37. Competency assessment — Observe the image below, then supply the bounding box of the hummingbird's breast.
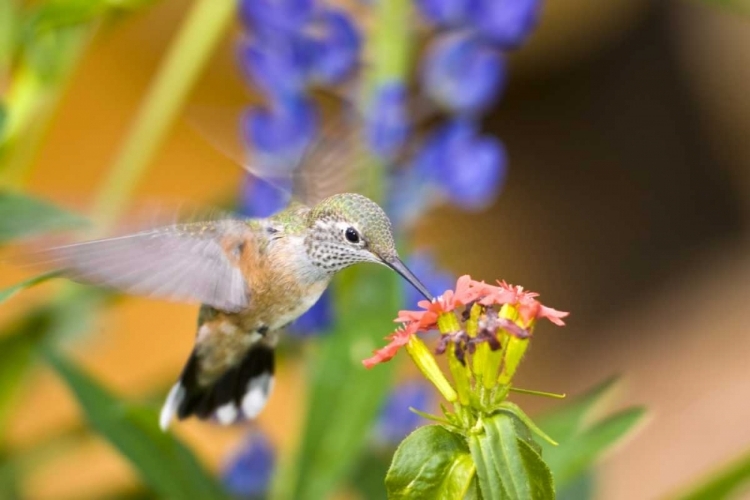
[193,227,329,385]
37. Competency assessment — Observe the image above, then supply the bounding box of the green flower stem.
[447,344,471,406]
[498,336,529,386]
[370,0,412,86]
[406,336,457,403]
[91,0,236,230]
[437,311,461,333]
[360,0,414,203]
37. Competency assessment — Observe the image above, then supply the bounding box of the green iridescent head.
[308,193,432,300]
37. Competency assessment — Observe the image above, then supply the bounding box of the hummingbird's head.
[308,193,433,300]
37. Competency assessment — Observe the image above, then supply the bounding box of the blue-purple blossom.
[422,32,505,114]
[402,252,454,308]
[375,381,434,444]
[366,82,410,160]
[309,9,361,85]
[416,0,474,28]
[242,95,318,168]
[239,36,313,97]
[222,432,275,499]
[415,119,507,210]
[288,289,333,337]
[239,0,316,34]
[470,0,542,48]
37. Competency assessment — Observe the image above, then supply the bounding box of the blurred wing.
[39,220,254,312]
[186,98,371,207]
[291,105,371,205]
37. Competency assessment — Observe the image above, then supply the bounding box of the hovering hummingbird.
[42,112,432,430]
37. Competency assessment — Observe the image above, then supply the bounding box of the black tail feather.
[160,344,275,429]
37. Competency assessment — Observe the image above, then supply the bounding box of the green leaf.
[0,191,87,243]
[275,266,401,500]
[673,448,750,500]
[385,425,476,500]
[44,348,230,500]
[537,379,646,491]
[0,271,59,304]
[544,408,644,489]
[536,377,618,443]
[468,413,554,500]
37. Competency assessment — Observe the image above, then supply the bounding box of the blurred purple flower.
[416,0,474,28]
[309,9,361,85]
[222,432,275,499]
[422,32,505,114]
[242,94,318,168]
[239,0,316,34]
[402,252,454,308]
[288,289,333,337]
[239,35,313,98]
[415,119,507,210]
[470,0,542,48]
[239,176,291,218]
[375,381,434,444]
[366,82,410,160]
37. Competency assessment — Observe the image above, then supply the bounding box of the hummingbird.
[41,114,433,430]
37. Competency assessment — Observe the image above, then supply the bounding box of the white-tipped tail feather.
[159,383,185,431]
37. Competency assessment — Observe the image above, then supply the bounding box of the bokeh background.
[2,0,750,498]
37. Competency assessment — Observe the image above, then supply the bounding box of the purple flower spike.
[240,0,317,34]
[243,94,318,169]
[422,32,505,114]
[222,432,275,498]
[309,9,361,85]
[415,119,507,210]
[366,82,410,160]
[288,289,333,337]
[402,252,454,308]
[470,0,542,48]
[239,36,313,97]
[416,0,474,28]
[375,381,434,444]
[443,133,506,209]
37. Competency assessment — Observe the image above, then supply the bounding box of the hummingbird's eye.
[345,227,361,244]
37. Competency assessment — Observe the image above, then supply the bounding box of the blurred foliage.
[538,378,646,492]
[0,190,87,243]
[273,266,400,500]
[673,449,750,500]
[45,348,230,500]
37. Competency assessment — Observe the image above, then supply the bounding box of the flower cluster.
[387,0,543,213]
[222,431,275,498]
[364,275,566,421]
[239,0,361,167]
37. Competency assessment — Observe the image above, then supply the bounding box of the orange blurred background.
[2,0,750,498]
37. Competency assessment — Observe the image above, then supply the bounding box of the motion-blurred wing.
[41,220,253,312]
[291,106,371,206]
[187,97,371,208]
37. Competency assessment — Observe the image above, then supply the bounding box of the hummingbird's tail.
[159,344,275,430]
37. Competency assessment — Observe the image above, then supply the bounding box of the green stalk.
[91,0,236,230]
[361,0,413,204]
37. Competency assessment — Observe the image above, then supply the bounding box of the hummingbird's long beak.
[385,257,434,301]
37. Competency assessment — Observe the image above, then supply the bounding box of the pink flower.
[363,322,419,368]
[362,275,568,368]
